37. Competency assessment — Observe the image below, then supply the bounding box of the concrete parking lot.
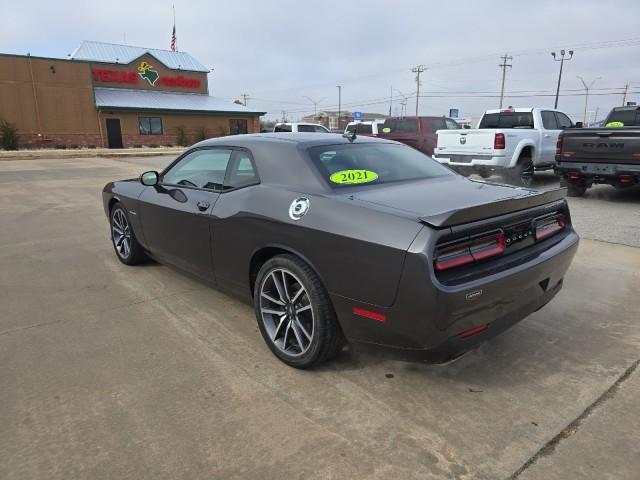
[1,155,639,480]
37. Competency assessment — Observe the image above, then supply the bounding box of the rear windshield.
[308,143,453,189]
[605,109,640,126]
[380,118,418,133]
[345,123,373,134]
[479,112,534,129]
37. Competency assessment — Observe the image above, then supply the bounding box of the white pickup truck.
[434,108,575,186]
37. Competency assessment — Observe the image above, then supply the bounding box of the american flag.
[170,24,177,52]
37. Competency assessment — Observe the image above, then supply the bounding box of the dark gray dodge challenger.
[103,133,579,368]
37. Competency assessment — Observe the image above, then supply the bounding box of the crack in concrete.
[508,358,640,479]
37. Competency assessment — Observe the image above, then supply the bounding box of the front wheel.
[110,203,147,265]
[254,254,344,369]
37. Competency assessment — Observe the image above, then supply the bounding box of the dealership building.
[0,41,265,148]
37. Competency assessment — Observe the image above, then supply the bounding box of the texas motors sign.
[92,61,202,89]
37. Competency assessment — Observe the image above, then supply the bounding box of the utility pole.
[281,110,287,123]
[241,93,250,106]
[622,83,629,106]
[411,65,426,116]
[577,76,601,125]
[336,85,342,130]
[302,96,326,116]
[389,86,393,116]
[498,54,512,109]
[551,50,574,109]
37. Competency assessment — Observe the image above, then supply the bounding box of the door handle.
[544,134,551,138]
[196,201,210,211]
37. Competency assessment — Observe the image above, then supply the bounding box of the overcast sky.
[4,0,640,123]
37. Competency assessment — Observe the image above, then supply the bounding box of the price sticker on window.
[329,170,379,185]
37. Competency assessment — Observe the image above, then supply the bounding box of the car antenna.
[342,124,357,142]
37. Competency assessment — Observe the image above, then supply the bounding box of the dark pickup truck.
[377,116,459,156]
[555,106,640,196]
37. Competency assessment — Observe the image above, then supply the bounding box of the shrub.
[176,125,189,147]
[193,126,208,143]
[0,119,19,150]
[217,125,229,137]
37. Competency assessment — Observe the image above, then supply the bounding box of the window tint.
[541,111,558,129]
[313,125,329,133]
[445,119,460,129]
[297,124,316,133]
[224,151,259,189]
[229,119,248,135]
[605,109,639,126]
[381,119,418,133]
[308,143,453,189]
[346,123,373,134]
[274,124,291,132]
[479,112,534,129]
[162,149,232,191]
[138,116,163,135]
[555,112,573,129]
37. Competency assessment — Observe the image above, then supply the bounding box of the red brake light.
[435,231,505,271]
[494,133,506,149]
[556,134,564,155]
[534,214,565,240]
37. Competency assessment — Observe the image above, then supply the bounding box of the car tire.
[509,155,535,187]
[110,203,147,265]
[560,178,587,197]
[253,254,344,369]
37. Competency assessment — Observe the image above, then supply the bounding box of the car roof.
[195,132,395,148]
[275,122,325,127]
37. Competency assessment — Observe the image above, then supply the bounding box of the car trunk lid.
[560,128,640,165]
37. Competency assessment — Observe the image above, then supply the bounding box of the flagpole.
[172,4,177,52]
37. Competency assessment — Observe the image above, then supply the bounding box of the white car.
[344,120,386,136]
[273,122,330,133]
[434,108,575,186]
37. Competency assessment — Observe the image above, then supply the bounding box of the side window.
[162,149,233,191]
[274,124,291,132]
[445,119,459,129]
[541,111,558,129]
[224,151,259,190]
[430,118,446,132]
[554,112,573,129]
[297,125,314,133]
[314,125,328,133]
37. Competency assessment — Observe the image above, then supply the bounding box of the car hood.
[347,176,566,228]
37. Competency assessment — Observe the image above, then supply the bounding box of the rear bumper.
[434,154,509,176]
[556,161,640,184]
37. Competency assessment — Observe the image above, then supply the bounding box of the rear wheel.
[110,203,147,265]
[560,178,587,197]
[509,155,535,187]
[254,254,344,369]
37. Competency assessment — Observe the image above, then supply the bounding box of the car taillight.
[435,231,505,271]
[556,133,563,155]
[435,133,439,148]
[534,214,565,241]
[494,133,505,149]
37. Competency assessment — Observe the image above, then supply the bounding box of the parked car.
[103,133,578,368]
[434,108,575,186]
[555,106,640,196]
[377,116,459,156]
[274,122,330,133]
[344,120,386,136]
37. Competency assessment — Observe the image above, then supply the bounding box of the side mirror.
[574,121,583,128]
[140,171,159,186]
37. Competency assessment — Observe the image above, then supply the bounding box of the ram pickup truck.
[434,108,575,186]
[555,105,640,196]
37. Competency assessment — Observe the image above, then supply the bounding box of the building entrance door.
[106,118,123,149]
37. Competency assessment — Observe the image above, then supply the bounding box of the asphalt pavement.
[1,156,638,479]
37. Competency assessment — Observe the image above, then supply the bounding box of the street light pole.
[302,96,326,116]
[551,50,574,109]
[577,76,601,125]
[336,85,342,130]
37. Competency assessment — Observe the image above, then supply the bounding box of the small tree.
[0,119,19,150]
[193,126,208,143]
[175,125,189,147]
[216,125,229,137]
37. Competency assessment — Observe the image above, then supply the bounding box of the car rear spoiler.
[419,188,567,228]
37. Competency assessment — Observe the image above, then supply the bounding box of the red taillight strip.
[435,231,505,271]
[459,324,489,338]
[534,214,565,240]
[352,308,386,322]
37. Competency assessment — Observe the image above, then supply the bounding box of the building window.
[139,117,163,135]
[229,119,248,135]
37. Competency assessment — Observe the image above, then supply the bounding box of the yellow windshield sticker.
[382,127,391,133]
[330,169,379,185]
[605,121,625,128]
